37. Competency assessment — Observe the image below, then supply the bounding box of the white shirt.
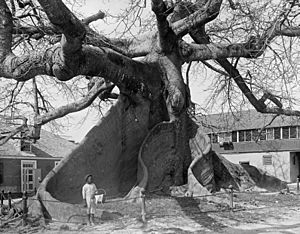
[82,183,97,201]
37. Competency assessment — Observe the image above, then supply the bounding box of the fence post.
[8,191,11,210]
[297,177,299,194]
[0,190,3,207]
[140,189,146,223]
[22,191,28,226]
[229,185,234,210]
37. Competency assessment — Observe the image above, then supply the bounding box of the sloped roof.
[0,141,20,156]
[31,130,77,158]
[0,124,77,158]
[196,109,300,133]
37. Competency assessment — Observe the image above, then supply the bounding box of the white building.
[198,110,300,182]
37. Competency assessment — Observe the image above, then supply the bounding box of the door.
[21,160,37,192]
[297,152,300,179]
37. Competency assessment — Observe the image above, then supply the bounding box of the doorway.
[21,160,37,192]
[297,152,300,180]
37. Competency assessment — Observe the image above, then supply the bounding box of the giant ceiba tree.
[0,0,299,220]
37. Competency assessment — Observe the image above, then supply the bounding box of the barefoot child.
[82,174,97,225]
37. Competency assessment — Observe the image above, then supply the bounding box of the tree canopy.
[1,0,300,143]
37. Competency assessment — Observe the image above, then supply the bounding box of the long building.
[0,121,76,193]
[197,110,300,182]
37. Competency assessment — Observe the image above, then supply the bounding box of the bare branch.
[0,117,28,146]
[276,26,300,37]
[82,10,105,25]
[34,78,113,126]
[259,92,283,109]
[201,61,228,76]
[217,58,300,116]
[188,10,300,118]
[256,114,279,143]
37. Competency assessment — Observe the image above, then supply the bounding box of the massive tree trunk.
[33,92,287,222]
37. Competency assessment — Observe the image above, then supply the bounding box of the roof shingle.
[0,126,76,158]
[196,109,300,133]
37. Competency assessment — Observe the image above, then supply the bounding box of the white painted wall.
[222,151,292,182]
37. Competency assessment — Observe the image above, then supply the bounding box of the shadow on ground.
[174,197,227,232]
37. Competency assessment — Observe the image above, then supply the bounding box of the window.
[208,133,218,143]
[218,132,231,142]
[245,130,251,141]
[20,132,31,152]
[266,128,274,140]
[239,161,250,166]
[251,129,259,141]
[21,140,31,151]
[239,131,245,142]
[0,162,3,184]
[274,127,281,139]
[290,126,297,139]
[224,132,231,141]
[259,129,266,140]
[282,127,289,139]
[232,131,237,142]
[263,155,272,165]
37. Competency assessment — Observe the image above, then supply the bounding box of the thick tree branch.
[151,0,187,119]
[0,0,159,97]
[82,10,105,25]
[0,0,13,59]
[84,30,156,58]
[170,0,222,36]
[177,2,300,62]
[178,41,264,61]
[152,0,177,52]
[168,1,210,44]
[34,78,112,126]
[202,61,228,76]
[275,26,300,37]
[36,0,86,81]
[37,0,85,39]
[0,42,158,97]
[12,24,155,58]
[217,58,300,116]
[217,59,267,110]
[179,23,300,62]
[187,7,300,118]
[0,79,114,144]
[158,56,186,120]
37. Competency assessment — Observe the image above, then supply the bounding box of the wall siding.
[0,159,21,192]
[0,158,58,192]
[222,151,292,182]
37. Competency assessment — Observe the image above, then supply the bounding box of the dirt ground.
[2,191,300,234]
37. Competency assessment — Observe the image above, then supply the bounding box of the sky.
[43,0,300,142]
[60,0,213,142]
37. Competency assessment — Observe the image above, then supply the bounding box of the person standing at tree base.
[82,174,98,225]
